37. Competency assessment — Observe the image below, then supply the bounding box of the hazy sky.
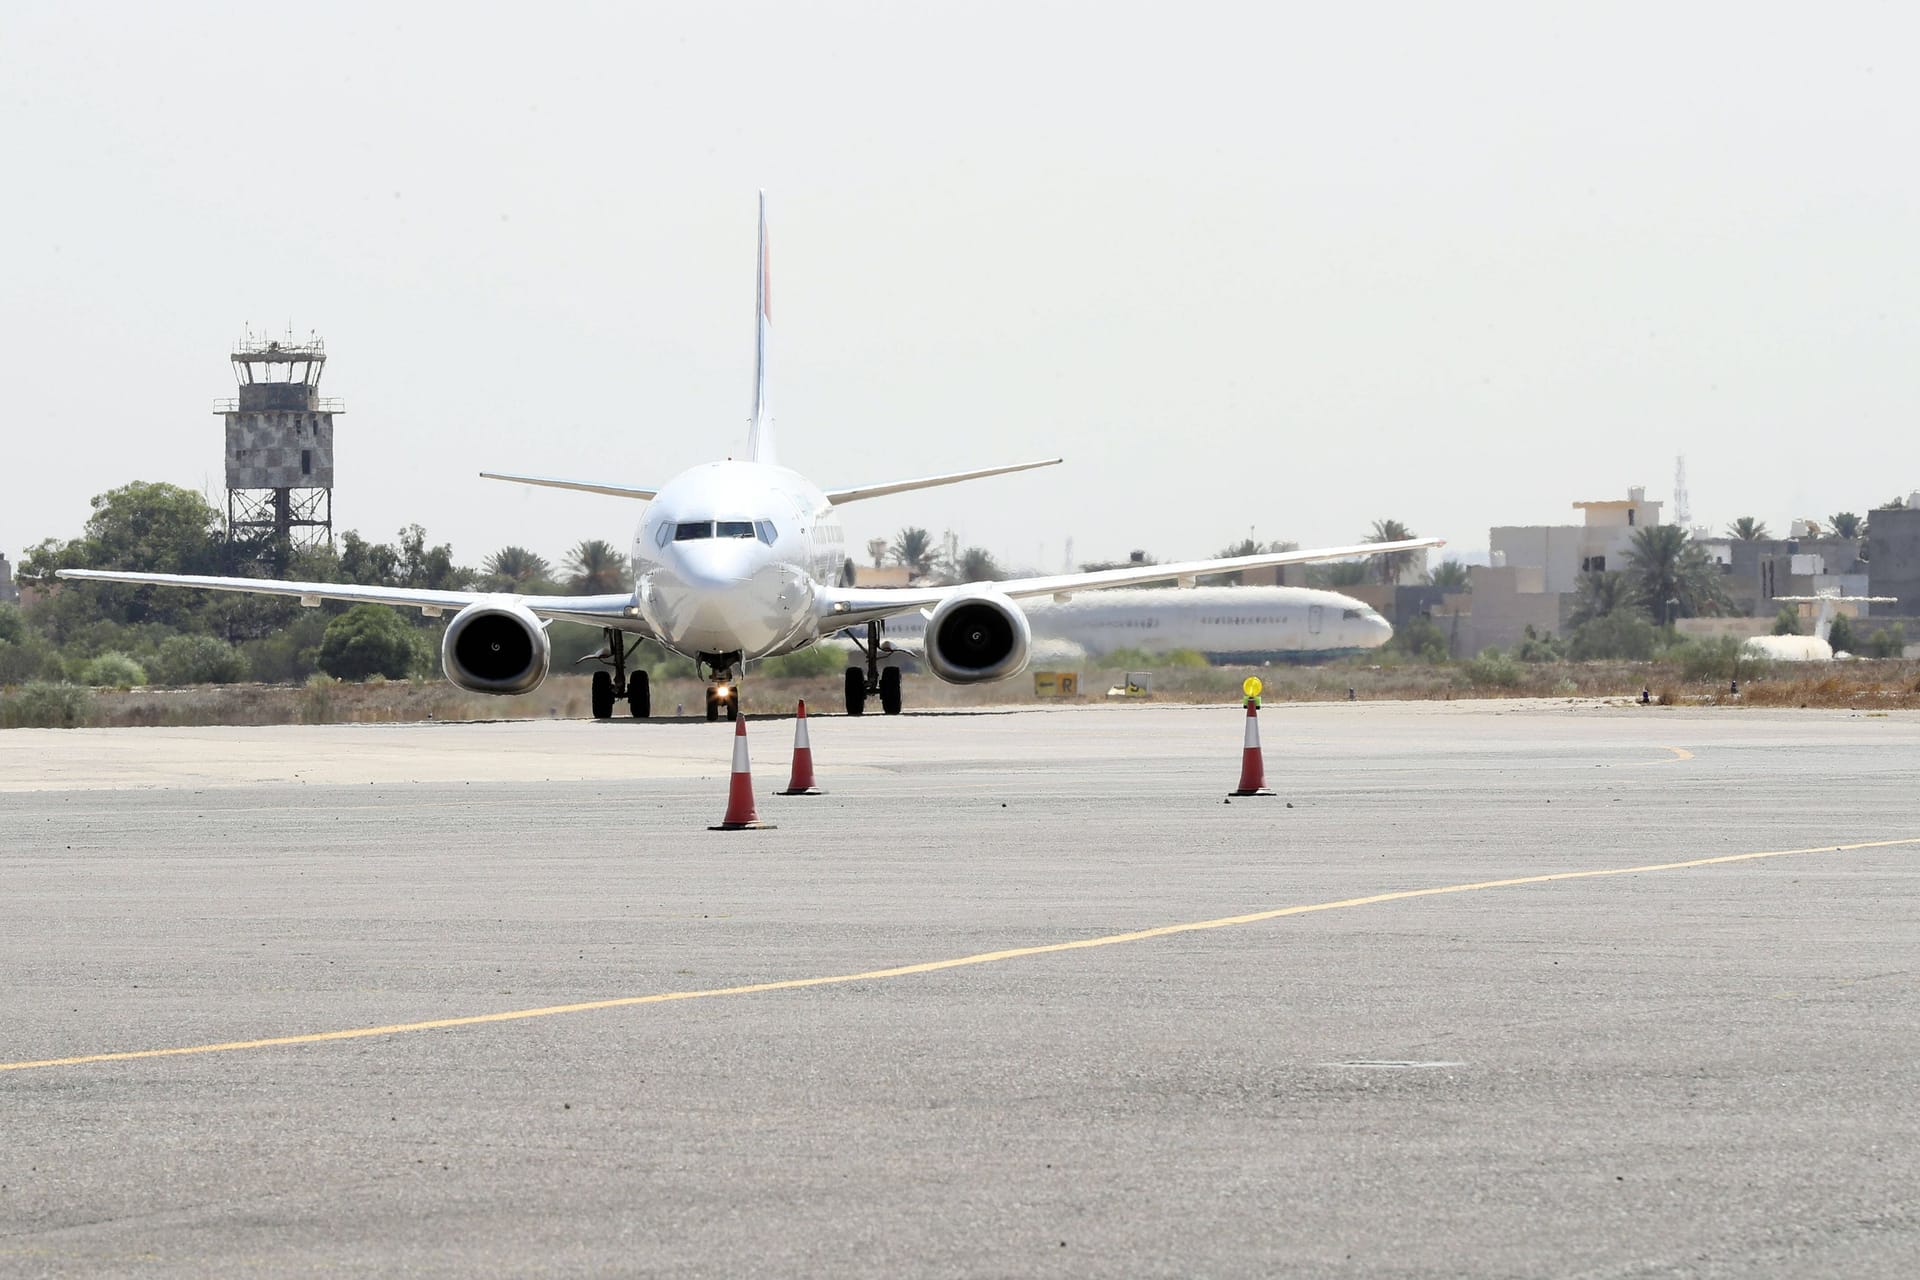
[6,3,1917,575]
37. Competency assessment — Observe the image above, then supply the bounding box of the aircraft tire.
[844,667,866,717]
[705,688,719,721]
[726,686,740,721]
[879,666,903,716]
[591,671,615,720]
[628,670,650,719]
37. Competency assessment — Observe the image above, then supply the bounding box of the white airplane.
[1743,593,1897,661]
[838,585,1394,667]
[61,195,1441,721]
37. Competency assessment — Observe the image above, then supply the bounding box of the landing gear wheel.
[726,688,740,722]
[879,665,903,716]
[705,687,720,722]
[591,670,615,720]
[628,670,650,719]
[845,667,867,717]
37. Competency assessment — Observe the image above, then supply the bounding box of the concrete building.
[1867,500,1920,617]
[1488,487,1662,595]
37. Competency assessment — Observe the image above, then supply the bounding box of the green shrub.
[1,681,94,728]
[1567,611,1660,661]
[1386,616,1450,663]
[317,605,420,681]
[1512,624,1564,663]
[1772,606,1803,636]
[1464,648,1523,689]
[1865,623,1908,659]
[1826,613,1857,654]
[1671,636,1767,682]
[81,651,147,688]
[0,630,61,685]
[150,634,250,686]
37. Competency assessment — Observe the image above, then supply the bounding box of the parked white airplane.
[61,195,1441,720]
[840,585,1393,667]
[1743,594,1897,661]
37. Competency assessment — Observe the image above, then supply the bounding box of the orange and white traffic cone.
[779,699,823,795]
[710,715,776,830]
[1229,698,1275,797]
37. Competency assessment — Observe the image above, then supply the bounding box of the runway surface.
[3,700,1918,1277]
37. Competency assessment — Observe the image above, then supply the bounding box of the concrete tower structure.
[217,332,340,568]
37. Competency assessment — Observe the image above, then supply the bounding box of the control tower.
[216,331,340,568]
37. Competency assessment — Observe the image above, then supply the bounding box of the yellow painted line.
[1661,746,1695,762]
[5,834,1914,1074]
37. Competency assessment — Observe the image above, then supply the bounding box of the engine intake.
[441,599,551,695]
[925,591,1031,684]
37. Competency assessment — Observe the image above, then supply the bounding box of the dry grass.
[21,657,1920,728]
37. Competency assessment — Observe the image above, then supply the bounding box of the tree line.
[3,481,636,689]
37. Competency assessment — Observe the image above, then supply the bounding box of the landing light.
[715,687,731,701]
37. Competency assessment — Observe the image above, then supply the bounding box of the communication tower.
[1673,455,1691,528]
[216,330,340,568]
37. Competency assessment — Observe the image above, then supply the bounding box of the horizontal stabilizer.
[480,472,659,501]
[825,458,1063,505]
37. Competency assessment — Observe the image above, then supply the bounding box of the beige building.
[1488,487,1662,594]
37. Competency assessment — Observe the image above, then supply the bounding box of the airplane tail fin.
[748,191,776,464]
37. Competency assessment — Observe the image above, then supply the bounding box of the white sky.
[5,2,1917,574]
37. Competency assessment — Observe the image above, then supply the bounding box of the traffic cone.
[710,715,776,830]
[779,699,823,795]
[1229,698,1275,797]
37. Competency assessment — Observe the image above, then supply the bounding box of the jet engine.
[441,599,551,695]
[925,590,1031,684]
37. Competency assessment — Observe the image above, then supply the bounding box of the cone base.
[709,820,778,830]
[777,786,823,796]
[1228,788,1275,797]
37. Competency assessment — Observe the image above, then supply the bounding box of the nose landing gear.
[699,653,743,722]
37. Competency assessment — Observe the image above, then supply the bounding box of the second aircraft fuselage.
[629,460,846,661]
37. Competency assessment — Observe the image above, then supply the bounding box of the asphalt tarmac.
[3,700,1918,1277]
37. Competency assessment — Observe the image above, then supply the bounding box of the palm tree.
[891,527,935,578]
[1567,570,1629,628]
[1427,559,1471,591]
[483,545,554,592]
[1829,511,1863,539]
[566,539,628,594]
[1726,516,1770,541]
[1366,518,1419,585]
[956,547,1003,583]
[1626,526,1728,622]
[1309,560,1371,588]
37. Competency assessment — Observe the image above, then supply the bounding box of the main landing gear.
[587,628,651,721]
[843,621,903,716]
[700,653,742,723]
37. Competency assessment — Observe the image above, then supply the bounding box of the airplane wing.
[817,537,1445,629]
[54,570,649,634]
[479,472,660,501]
[824,458,1063,505]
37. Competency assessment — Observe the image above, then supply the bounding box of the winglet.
[748,191,776,465]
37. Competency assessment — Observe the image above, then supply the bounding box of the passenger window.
[674,522,714,541]
[716,520,755,539]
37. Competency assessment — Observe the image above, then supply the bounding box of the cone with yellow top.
[1230,676,1274,797]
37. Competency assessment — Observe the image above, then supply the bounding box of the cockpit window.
[716,520,756,539]
[1342,608,1363,620]
[674,521,714,541]
[754,520,776,545]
